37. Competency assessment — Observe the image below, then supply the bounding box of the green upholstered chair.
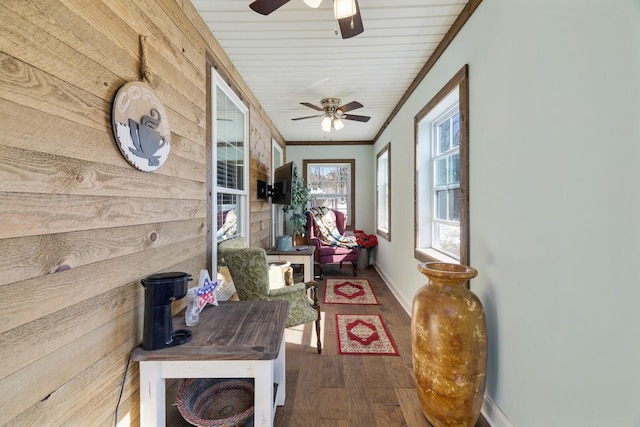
[219,246,322,354]
[218,236,248,250]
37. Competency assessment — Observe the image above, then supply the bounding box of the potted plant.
[353,230,378,268]
[282,163,310,245]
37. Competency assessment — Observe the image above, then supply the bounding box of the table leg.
[303,256,312,282]
[274,336,286,406]
[254,360,275,427]
[139,361,165,427]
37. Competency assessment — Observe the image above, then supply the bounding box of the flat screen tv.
[271,161,294,205]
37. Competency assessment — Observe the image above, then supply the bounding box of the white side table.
[266,245,316,282]
[132,300,289,427]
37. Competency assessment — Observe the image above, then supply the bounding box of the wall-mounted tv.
[272,161,294,205]
[256,161,294,205]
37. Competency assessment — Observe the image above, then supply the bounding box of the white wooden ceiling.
[192,0,468,143]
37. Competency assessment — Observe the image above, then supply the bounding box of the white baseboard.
[373,264,412,315]
[374,264,513,427]
[481,394,514,427]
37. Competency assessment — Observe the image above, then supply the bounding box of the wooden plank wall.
[0,0,282,424]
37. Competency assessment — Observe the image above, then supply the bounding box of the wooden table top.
[266,245,315,256]
[132,300,289,362]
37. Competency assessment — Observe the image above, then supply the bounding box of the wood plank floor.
[273,264,489,427]
[166,263,490,426]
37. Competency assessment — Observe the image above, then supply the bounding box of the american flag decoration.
[197,277,219,309]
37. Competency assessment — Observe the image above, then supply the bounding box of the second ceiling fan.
[292,98,370,132]
[249,0,364,39]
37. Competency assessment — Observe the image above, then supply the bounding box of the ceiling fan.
[292,98,370,132]
[249,0,364,39]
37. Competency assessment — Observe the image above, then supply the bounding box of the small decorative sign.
[196,269,219,308]
[111,80,171,172]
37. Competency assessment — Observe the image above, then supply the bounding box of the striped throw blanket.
[308,207,358,249]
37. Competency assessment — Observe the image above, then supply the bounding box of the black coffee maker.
[141,272,193,350]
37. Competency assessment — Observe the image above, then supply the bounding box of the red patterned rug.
[324,279,379,305]
[335,314,399,356]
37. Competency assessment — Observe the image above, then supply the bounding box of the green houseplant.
[282,163,310,243]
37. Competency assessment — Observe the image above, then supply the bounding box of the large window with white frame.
[376,143,391,240]
[415,65,469,265]
[432,108,460,257]
[304,159,355,228]
[213,70,249,253]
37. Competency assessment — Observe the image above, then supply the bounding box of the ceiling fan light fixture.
[334,0,356,20]
[321,115,332,132]
[303,0,323,8]
[294,98,368,131]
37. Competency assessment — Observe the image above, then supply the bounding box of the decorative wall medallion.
[111,81,171,172]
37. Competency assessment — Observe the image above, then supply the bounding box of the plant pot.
[357,248,369,269]
[411,262,487,427]
[293,233,307,246]
[276,235,292,251]
[368,246,377,265]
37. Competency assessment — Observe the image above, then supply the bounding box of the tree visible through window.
[304,160,355,228]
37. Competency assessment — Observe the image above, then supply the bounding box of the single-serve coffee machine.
[141,272,193,350]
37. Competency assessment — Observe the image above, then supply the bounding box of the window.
[271,140,284,245]
[415,65,469,265]
[304,160,355,228]
[432,109,460,256]
[213,70,248,251]
[376,143,391,240]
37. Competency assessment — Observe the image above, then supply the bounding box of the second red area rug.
[335,314,399,356]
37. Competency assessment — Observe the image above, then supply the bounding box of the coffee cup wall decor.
[111,81,171,172]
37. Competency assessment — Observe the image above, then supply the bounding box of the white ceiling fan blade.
[334,0,356,19]
[303,0,322,8]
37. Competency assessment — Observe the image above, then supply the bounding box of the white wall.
[374,0,640,425]
[287,144,375,232]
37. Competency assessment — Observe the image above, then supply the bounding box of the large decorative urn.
[411,262,487,427]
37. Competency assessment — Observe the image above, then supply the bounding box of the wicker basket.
[176,379,254,427]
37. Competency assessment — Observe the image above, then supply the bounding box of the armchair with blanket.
[305,206,359,279]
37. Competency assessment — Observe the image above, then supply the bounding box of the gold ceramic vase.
[411,262,487,427]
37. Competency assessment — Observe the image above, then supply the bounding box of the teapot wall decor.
[111,81,171,172]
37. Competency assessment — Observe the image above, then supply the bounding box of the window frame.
[303,159,356,229]
[211,68,249,266]
[414,65,470,266]
[271,139,284,246]
[376,143,391,241]
[432,107,461,258]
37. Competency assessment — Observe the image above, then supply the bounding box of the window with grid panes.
[214,74,248,246]
[414,65,469,265]
[432,108,460,257]
[376,144,391,240]
[305,161,354,228]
